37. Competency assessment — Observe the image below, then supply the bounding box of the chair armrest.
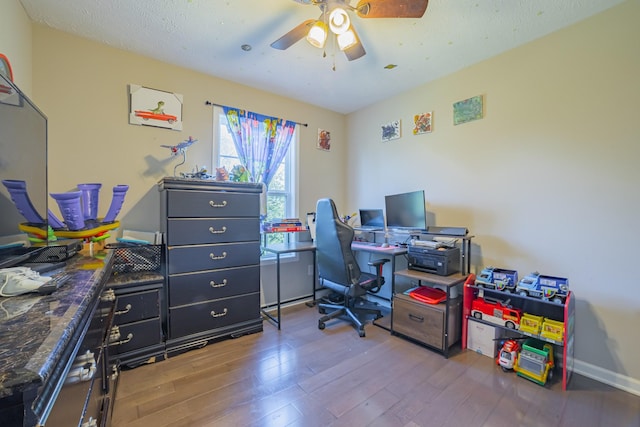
[367,258,390,268]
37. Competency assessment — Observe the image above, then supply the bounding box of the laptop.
[357,209,385,231]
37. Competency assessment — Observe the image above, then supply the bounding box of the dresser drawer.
[169,265,259,307]
[167,242,260,275]
[167,218,259,245]
[166,190,259,218]
[169,293,260,338]
[110,317,163,355]
[114,289,160,324]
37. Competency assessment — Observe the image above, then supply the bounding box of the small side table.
[261,241,316,329]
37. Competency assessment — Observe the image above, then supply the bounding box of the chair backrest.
[315,198,361,286]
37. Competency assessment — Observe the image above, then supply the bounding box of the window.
[213,109,297,248]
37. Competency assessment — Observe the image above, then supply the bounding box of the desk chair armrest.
[367,258,390,270]
[365,258,390,293]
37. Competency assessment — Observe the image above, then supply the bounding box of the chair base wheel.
[358,329,366,338]
[318,322,325,330]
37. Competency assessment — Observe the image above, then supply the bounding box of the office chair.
[315,198,389,337]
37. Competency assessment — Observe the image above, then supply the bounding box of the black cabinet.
[159,178,263,355]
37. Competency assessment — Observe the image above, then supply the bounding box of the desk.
[261,241,316,329]
[351,243,408,330]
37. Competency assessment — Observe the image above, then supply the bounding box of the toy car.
[471,297,522,330]
[497,339,521,371]
[134,110,178,123]
[514,338,555,386]
[475,267,518,292]
[515,272,568,304]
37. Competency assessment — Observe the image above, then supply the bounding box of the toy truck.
[475,267,518,292]
[497,339,521,371]
[514,338,554,386]
[471,297,522,330]
[515,272,569,304]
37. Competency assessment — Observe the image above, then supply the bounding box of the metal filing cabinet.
[159,178,263,355]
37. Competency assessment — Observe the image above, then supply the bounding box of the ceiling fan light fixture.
[337,27,358,51]
[306,20,328,48]
[329,8,350,34]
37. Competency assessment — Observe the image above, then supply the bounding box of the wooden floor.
[113,303,640,427]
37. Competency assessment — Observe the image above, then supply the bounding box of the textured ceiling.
[20,0,624,114]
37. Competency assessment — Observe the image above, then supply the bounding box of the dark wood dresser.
[159,178,263,355]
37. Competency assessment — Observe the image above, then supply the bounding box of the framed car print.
[129,84,183,130]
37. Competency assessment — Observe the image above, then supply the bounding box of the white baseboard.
[573,359,640,396]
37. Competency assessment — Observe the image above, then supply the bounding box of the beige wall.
[0,0,32,93]
[31,26,347,233]
[347,0,640,390]
[4,0,639,394]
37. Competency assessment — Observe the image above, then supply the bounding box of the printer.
[407,242,460,276]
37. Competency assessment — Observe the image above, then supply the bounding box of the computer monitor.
[358,209,385,229]
[384,190,427,231]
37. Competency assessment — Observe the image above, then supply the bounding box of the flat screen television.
[384,190,427,232]
[0,73,49,267]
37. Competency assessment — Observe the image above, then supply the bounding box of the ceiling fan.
[271,0,429,61]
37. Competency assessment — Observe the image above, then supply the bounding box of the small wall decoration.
[453,95,483,125]
[413,112,433,135]
[0,53,20,106]
[381,119,401,142]
[129,84,183,130]
[0,53,14,83]
[317,128,331,151]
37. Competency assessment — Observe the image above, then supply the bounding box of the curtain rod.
[205,100,308,127]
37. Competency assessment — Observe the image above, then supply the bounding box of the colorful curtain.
[222,106,296,188]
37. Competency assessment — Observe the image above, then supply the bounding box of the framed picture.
[317,128,331,151]
[453,95,483,125]
[381,119,401,142]
[413,112,432,135]
[129,84,183,130]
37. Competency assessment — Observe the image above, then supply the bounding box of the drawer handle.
[209,226,227,234]
[110,333,134,346]
[408,313,425,323]
[109,325,121,342]
[210,251,228,260]
[210,308,228,318]
[101,289,116,302]
[115,303,132,315]
[209,200,228,208]
[210,278,228,288]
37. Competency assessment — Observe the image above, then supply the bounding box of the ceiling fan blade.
[343,26,366,61]
[271,19,315,50]
[356,0,429,18]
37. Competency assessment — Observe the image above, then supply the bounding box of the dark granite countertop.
[0,250,113,400]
